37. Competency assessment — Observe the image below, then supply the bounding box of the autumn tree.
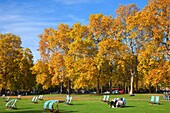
[98,38,131,93]
[0,33,21,92]
[127,0,170,91]
[35,0,170,94]
[88,13,115,94]
[113,4,139,95]
[33,24,73,93]
[18,48,35,90]
[0,33,34,93]
[31,60,52,89]
[65,23,97,90]
[35,23,97,93]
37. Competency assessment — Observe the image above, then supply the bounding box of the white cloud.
[68,14,88,25]
[0,13,88,62]
[0,15,22,22]
[0,0,98,62]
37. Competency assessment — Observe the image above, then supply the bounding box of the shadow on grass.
[2,109,78,113]
[1,110,43,113]
[59,110,78,113]
[123,106,136,108]
[16,107,33,110]
[71,103,84,105]
[59,100,65,103]
[149,103,163,106]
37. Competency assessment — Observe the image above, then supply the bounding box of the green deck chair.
[154,96,160,104]
[102,95,106,101]
[44,100,59,113]
[31,96,36,102]
[149,96,155,104]
[43,100,53,110]
[49,100,59,109]
[105,95,110,102]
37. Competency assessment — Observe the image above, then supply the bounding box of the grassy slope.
[0,94,170,113]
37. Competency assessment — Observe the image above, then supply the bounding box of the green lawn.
[0,94,170,113]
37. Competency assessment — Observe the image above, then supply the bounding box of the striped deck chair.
[102,95,107,102]
[10,99,18,109]
[105,95,110,102]
[65,96,73,105]
[6,99,18,109]
[31,96,36,102]
[38,95,43,100]
[31,96,38,103]
[6,99,14,109]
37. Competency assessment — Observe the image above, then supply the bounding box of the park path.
[8,94,167,102]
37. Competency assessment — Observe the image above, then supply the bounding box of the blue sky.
[0,0,148,62]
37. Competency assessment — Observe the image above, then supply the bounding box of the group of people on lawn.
[109,98,125,108]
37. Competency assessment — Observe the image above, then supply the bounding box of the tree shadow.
[3,109,75,113]
[17,107,33,110]
[149,103,163,106]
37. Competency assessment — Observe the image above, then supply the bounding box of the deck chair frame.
[65,96,73,105]
[6,99,18,109]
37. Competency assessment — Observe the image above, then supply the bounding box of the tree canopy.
[1,0,169,94]
[31,0,170,94]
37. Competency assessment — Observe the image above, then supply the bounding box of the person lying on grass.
[109,98,124,108]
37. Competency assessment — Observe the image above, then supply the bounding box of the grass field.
[0,94,170,113]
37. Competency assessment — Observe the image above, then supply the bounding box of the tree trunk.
[96,68,101,94]
[96,78,100,94]
[1,87,6,95]
[129,69,135,95]
[128,85,130,93]
[109,79,112,94]
[124,83,127,94]
[60,82,63,94]
[135,56,139,92]
[135,74,138,92]
[149,83,151,93]
[101,86,103,94]
[67,78,71,94]
[129,75,134,95]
